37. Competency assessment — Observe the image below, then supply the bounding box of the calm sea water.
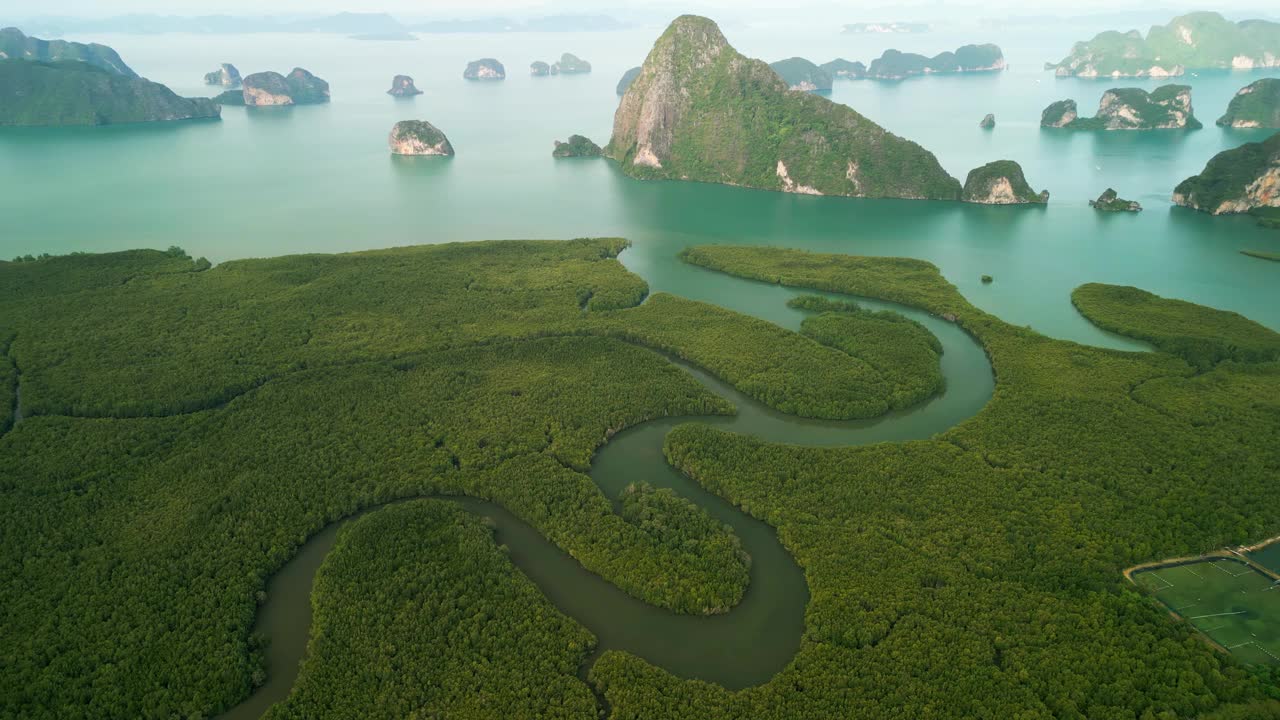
[1,21,1277,345]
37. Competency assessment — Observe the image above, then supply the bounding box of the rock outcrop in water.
[389,120,454,156]
[0,27,136,77]
[463,58,505,80]
[1041,99,1078,128]
[0,59,219,126]
[1173,132,1280,214]
[769,58,833,92]
[819,58,867,80]
[866,44,1005,80]
[1049,12,1280,77]
[961,161,1048,204]
[242,68,330,106]
[1042,86,1201,130]
[552,53,591,74]
[1217,79,1280,128]
[387,74,422,97]
[607,15,962,201]
[616,66,641,95]
[204,63,241,87]
[531,61,551,77]
[553,135,603,158]
[980,113,995,129]
[1090,188,1142,212]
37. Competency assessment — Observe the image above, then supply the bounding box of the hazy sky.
[0,0,1256,17]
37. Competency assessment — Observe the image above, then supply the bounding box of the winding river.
[218,278,996,720]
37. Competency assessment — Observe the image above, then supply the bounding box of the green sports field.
[1135,559,1280,665]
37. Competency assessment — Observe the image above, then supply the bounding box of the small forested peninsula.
[204,62,241,87]
[553,134,603,158]
[241,68,330,106]
[819,58,866,80]
[386,74,421,96]
[389,120,454,156]
[553,53,591,74]
[0,59,220,126]
[0,27,136,77]
[865,44,1005,80]
[1041,85,1201,130]
[1217,79,1280,128]
[1173,132,1280,214]
[616,65,641,95]
[1090,188,1142,212]
[463,58,505,80]
[1050,11,1280,77]
[608,15,962,201]
[531,61,551,77]
[961,160,1048,204]
[769,57,832,92]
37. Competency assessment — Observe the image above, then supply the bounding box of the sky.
[0,0,1259,18]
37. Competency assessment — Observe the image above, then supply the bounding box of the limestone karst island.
[3,4,1280,720]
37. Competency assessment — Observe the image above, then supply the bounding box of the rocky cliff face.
[961,161,1048,204]
[204,63,241,87]
[242,68,330,106]
[1041,100,1078,128]
[1173,133,1280,214]
[607,15,961,201]
[387,74,422,96]
[0,27,137,78]
[0,59,219,126]
[389,120,454,156]
[1043,86,1201,130]
[1051,12,1280,77]
[1217,79,1280,128]
[463,59,505,80]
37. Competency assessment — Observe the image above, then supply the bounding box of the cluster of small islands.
[2,14,1278,226]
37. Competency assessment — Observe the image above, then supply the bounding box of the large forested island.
[1050,11,1280,77]
[0,26,136,76]
[1042,85,1202,130]
[3,239,1280,719]
[607,16,963,200]
[1173,132,1280,214]
[865,44,1006,80]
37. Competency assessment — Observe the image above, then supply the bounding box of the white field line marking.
[1188,610,1248,620]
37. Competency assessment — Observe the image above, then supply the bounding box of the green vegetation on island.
[818,58,866,80]
[240,68,330,106]
[865,44,1006,80]
[961,160,1048,204]
[0,26,136,77]
[608,15,962,201]
[552,134,603,158]
[464,58,506,80]
[1043,85,1202,130]
[1242,249,1280,261]
[553,53,591,74]
[1173,132,1280,215]
[386,74,421,96]
[616,65,641,95]
[0,59,220,126]
[769,57,833,92]
[1050,11,1280,77]
[1090,188,1142,212]
[5,241,1280,718]
[1218,79,1280,128]
[389,120,454,156]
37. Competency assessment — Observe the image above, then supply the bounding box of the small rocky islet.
[463,58,505,80]
[389,120,454,156]
[387,74,422,97]
[531,54,592,76]
[769,58,832,93]
[961,160,1049,205]
[204,63,241,88]
[979,113,995,129]
[1090,189,1143,212]
[552,135,603,158]
[1041,85,1201,130]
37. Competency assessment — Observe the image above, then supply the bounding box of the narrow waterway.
[217,282,995,720]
